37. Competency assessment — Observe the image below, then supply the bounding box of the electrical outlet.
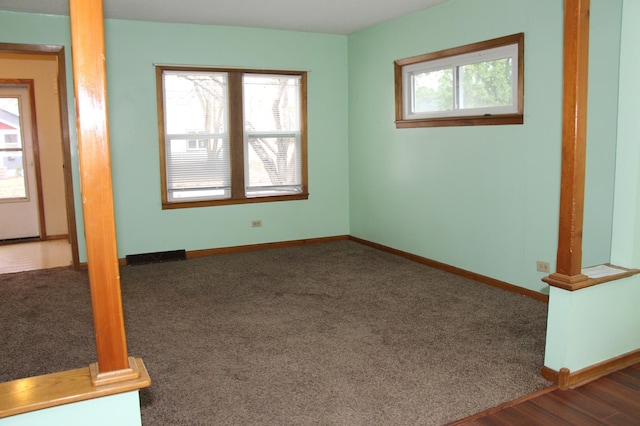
[536,260,551,273]
[251,220,262,228]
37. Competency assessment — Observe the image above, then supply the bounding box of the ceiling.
[0,0,448,35]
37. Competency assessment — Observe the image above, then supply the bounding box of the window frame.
[156,65,308,209]
[394,33,524,128]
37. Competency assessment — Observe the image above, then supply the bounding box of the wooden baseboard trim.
[185,235,350,259]
[80,236,352,269]
[349,236,548,303]
[540,366,570,390]
[0,236,40,246]
[0,357,151,419]
[541,348,640,390]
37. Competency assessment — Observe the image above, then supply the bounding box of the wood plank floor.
[451,363,640,425]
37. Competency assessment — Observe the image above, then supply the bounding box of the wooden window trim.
[156,66,309,209]
[394,33,525,128]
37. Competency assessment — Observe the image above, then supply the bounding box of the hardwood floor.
[451,363,640,425]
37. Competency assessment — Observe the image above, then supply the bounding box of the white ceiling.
[0,0,448,35]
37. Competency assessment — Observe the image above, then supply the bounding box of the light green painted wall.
[582,0,622,268]
[0,0,622,288]
[103,20,350,258]
[544,277,640,372]
[612,0,640,267]
[0,12,350,262]
[347,0,620,293]
[0,392,141,426]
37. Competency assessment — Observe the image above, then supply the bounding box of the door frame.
[0,43,80,269]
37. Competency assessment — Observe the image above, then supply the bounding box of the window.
[186,130,208,151]
[394,33,524,128]
[156,66,308,208]
[4,133,18,145]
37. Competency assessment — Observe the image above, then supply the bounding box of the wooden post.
[68,0,133,380]
[545,0,590,288]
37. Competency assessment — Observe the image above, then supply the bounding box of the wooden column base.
[542,272,589,291]
[543,266,640,291]
[89,356,141,387]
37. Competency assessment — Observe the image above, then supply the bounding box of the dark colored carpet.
[1,240,550,425]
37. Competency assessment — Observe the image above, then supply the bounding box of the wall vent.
[126,249,186,266]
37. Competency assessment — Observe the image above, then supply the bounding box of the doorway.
[0,43,79,269]
[0,83,42,240]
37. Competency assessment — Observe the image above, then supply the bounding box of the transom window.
[156,66,308,208]
[395,33,524,128]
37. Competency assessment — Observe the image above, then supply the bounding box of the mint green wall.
[0,392,141,426]
[347,0,620,293]
[0,12,350,262]
[544,0,640,372]
[545,278,640,372]
[582,0,622,268]
[612,0,640,267]
[103,20,349,258]
[0,0,621,289]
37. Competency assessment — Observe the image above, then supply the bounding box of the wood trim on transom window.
[394,33,524,128]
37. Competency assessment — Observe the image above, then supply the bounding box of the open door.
[0,43,80,269]
[0,84,41,240]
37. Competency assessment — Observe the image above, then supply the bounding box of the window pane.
[0,98,22,149]
[412,68,453,114]
[245,135,301,195]
[458,58,513,110]
[0,151,27,199]
[163,71,227,134]
[165,137,230,200]
[243,75,302,195]
[2,133,19,147]
[0,98,26,200]
[163,71,230,201]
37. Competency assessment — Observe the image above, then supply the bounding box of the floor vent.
[126,249,186,266]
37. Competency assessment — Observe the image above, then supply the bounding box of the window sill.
[162,192,309,210]
[395,113,523,128]
[542,264,640,291]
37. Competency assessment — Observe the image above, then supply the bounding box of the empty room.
[1,0,640,424]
